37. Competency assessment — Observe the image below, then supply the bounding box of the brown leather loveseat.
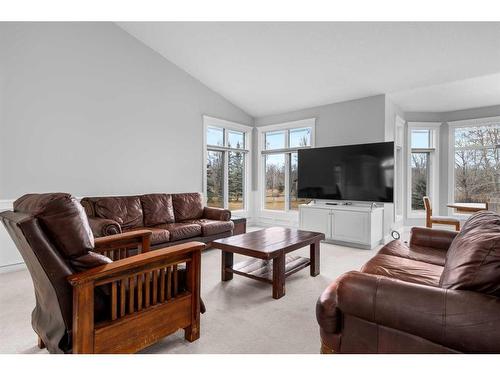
[81,192,234,248]
[316,210,500,353]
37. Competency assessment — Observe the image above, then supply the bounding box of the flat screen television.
[297,141,394,203]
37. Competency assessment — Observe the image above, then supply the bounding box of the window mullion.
[223,150,229,209]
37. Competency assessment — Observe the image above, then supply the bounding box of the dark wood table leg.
[221,251,234,281]
[272,254,285,299]
[310,240,320,276]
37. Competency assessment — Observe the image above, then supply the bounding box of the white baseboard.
[0,262,26,274]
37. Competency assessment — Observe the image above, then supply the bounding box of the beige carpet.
[0,231,382,354]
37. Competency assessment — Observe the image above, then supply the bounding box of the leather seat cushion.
[140,194,175,226]
[172,193,204,221]
[361,254,443,287]
[378,240,447,266]
[156,223,202,241]
[123,227,170,245]
[182,219,234,236]
[95,196,143,229]
[440,211,500,296]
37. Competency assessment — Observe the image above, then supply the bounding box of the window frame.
[257,118,316,216]
[406,122,440,218]
[202,115,252,214]
[447,115,500,216]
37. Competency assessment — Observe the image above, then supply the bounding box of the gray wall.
[0,22,253,200]
[253,94,387,190]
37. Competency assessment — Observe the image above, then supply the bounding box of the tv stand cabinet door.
[331,210,369,245]
[299,207,331,238]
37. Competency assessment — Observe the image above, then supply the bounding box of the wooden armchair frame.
[67,231,204,354]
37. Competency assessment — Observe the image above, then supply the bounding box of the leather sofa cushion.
[182,219,234,236]
[378,240,447,266]
[172,193,204,221]
[95,196,143,229]
[140,194,175,226]
[156,223,202,241]
[361,254,443,287]
[440,211,500,296]
[14,193,95,258]
[123,227,170,245]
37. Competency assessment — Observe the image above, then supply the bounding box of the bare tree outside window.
[207,150,224,208]
[454,124,500,204]
[411,152,429,210]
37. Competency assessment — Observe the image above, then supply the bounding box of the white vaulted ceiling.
[118,22,500,116]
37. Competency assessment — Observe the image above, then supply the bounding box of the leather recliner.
[0,193,205,353]
[316,210,500,353]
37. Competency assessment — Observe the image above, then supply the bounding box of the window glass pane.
[455,124,499,148]
[207,126,224,147]
[206,151,224,208]
[289,152,311,210]
[289,128,311,148]
[227,130,245,149]
[411,152,429,211]
[454,124,499,204]
[411,129,430,148]
[228,151,244,210]
[265,154,285,210]
[455,147,499,203]
[265,130,286,150]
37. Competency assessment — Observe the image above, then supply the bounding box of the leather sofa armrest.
[316,276,344,334]
[409,227,458,251]
[87,217,121,237]
[203,207,231,221]
[334,271,500,353]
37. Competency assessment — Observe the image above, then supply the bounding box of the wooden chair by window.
[423,196,460,231]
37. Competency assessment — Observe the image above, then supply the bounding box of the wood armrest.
[68,241,206,286]
[94,229,152,247]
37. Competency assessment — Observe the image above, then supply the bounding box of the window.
[259,119,315,211]
[203,116,251,211]
[407,123,439,215]
[450,118,499,206]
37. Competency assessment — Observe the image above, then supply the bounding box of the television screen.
[297,141,394,203]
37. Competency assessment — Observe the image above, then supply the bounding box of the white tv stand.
[299,201,384,249]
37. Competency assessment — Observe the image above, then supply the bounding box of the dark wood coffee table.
[212,227,325,299]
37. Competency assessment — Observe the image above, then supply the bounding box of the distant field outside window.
[290,152,311,210]
[265,154,285,210]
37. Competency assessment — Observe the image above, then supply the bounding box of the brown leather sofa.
[0,193,205,353]
[316,210,500,353]
[81,192,235,248]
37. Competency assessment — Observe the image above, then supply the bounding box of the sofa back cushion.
[94,196,143,229]
[140,194,175,226]
[172,193,204,221]
[14,193,95,258]
[439,211,500,296]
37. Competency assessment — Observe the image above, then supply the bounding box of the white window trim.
[257,118,316,219]
[202,115,253,215]
[394,115,405,224]
[406,122,441,219]
[447,115,500,217]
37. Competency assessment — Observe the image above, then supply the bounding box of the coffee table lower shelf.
[225,255,311,284]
